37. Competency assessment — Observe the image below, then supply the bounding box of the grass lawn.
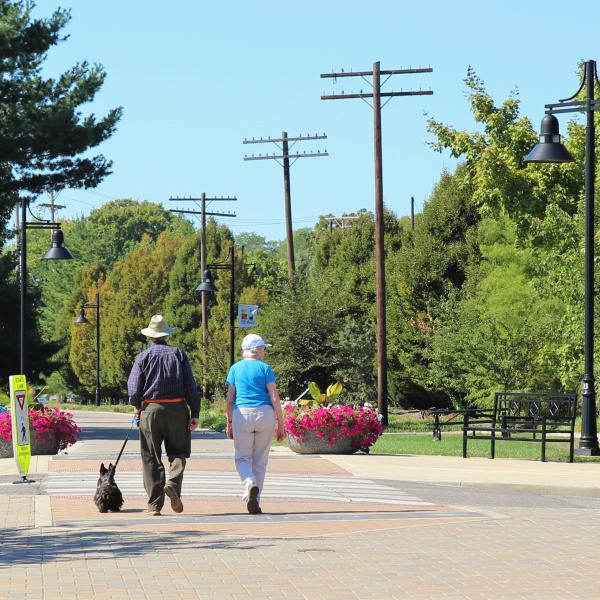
[386,412,600,435]
[371,432,600,462]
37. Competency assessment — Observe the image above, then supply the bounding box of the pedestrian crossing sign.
[9,375,31,478]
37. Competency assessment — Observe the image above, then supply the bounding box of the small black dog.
[94,462,124,513]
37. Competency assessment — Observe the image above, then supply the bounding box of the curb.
[407,479,600,498]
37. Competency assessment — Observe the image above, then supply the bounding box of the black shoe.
[247,484,261,514]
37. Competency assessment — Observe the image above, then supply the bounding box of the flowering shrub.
[0,407,81,451]
[283,401,384,452]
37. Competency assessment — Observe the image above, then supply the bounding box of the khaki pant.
[140,402,191,511]
[232,405,275,499]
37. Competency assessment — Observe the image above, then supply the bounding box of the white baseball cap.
[241,333,272,350]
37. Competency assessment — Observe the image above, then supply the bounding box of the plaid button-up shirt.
[127,340,200,418]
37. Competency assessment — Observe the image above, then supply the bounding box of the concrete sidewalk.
[326,453,600,497]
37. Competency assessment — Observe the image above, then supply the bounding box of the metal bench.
[462,392,577,462]
[429,407,492,441]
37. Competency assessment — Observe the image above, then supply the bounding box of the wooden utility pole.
[169,195,236,398]
[38,191,66,231]
[281,133,295,279]
[411,196,415,231]
[321,62,433,426]
[243,132,328,281]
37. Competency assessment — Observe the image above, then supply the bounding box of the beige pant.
[232,405,275,498]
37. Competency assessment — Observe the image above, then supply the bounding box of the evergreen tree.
[0,0,121,381]
[99,233,182,397]
[0,1,122,219]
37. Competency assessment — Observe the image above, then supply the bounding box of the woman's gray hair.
[242,347,260,359]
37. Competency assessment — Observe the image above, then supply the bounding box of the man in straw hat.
[127,315,199,516]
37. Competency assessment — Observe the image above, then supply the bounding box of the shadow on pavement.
[79,426,140,442]
[78,427,224,442]
[0,528,265,565]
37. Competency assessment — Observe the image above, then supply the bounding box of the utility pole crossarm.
[169,196,237,202]
[320,67,433,78]
[169,209,236,217]
[244,151,329,161]
[243,134,327,144]
[322,90,433,100]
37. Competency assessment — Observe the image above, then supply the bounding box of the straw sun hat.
[140,315,175,338]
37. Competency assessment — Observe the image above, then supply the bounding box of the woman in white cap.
[226,333,285,514]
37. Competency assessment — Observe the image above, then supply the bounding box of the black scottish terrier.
[94,462,124,513]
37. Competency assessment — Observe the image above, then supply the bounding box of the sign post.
[238,304,258,328]
[9,374,33,483]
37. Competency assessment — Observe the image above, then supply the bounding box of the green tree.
[386,170,479,407]
[98,233,183,398]
[428,216,562,406]
[427,66,582,230]
[259,277,340,400]
[23,201,191,393]
[85,199,192,266]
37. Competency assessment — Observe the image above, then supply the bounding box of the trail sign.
[238,304,258,328]
[9,375,31,479]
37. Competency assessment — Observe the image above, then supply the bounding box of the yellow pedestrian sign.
[10,374,31,481]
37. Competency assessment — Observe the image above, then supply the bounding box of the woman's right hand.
[226,421,233,440]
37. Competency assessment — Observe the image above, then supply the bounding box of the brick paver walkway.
[1,411,599,598]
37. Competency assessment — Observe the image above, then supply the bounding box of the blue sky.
[35,0,600,240]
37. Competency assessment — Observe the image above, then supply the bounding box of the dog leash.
[112,416,140,471]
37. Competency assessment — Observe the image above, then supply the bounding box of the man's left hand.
[189,418,199,431]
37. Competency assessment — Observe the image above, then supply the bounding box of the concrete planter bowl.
[0,432,60,458]
[287,430,359,455]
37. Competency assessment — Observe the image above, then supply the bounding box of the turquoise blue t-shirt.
[226,359,277,407]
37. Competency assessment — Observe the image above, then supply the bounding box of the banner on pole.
[9,375,31,478]
[238,304,258,328]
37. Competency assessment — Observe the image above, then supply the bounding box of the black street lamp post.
[20,196,74,377]
[524,59,600,455]
[75,293,101,407]
[196,244,236,367]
